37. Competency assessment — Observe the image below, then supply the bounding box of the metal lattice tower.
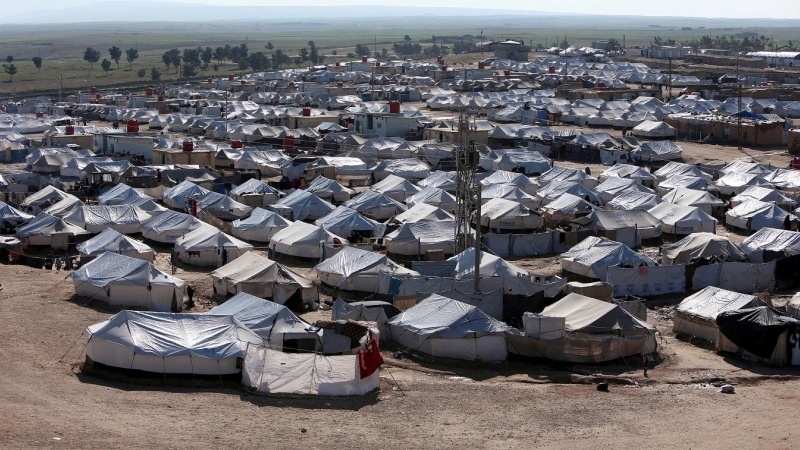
[454,109,477,253]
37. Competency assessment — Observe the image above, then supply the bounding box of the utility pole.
[737,54,743,150]
[59,73,63,103]
[454,108,480,293]
[667,57,672,101]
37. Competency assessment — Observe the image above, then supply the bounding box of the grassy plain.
[0,16,798,95]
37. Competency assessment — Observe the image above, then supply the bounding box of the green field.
[1,15,798,96]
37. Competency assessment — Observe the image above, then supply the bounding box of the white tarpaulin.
[691,261,777,293]
[606,265,686,297]
[740,228,800,263]
[482,232,556,258]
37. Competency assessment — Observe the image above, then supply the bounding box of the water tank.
[231,140,243,149]
[335,62,341,67]
[362,56,368,63]
[548,66,555,74]
[145,87,154,96]
[96,94,102,99]
[597,81,606,88]
[89,99,98,104]
[207,78,213,83]
[440,65,447,71]
[375,61,381,67]
[182,140,194,152]
[282,135,295,149]
[302,107,311,117]
[504,70,511,77]
[240,80,246,85]
[65,125,75,135]
[90,86,98,94]
[228,74,235,81]
[337,82,344,88]
[35,112,44,118]
[478,61,486,70]
[126,119,139,133]
[389,101,401,114]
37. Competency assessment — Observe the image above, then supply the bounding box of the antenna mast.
[454,108,481,293]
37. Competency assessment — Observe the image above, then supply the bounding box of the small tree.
[355,44,371,57]
[83,47,100,69]
[299,47,309,62]
[151,67,161,82]
[201,47,213,66]
[101,58,112,76]
[404,35,412,42]
[214,46,226,64]
[125,48,139,70]
[108,46,122,68]
[31,56,43,73]
[248,51,269,71]
[265,41,274,51]
[331,50,338,56]
[6,55,13,64]
[136,68,147,78]
[2,63,17,82]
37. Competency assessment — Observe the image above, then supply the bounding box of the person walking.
[186,285,195,308]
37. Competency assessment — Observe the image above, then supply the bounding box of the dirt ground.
[2,253,800,449]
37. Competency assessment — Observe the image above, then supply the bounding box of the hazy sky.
[7,0,800,19]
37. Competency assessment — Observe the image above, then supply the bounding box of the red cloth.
[357,336,383,379]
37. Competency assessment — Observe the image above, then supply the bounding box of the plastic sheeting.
[85,311,263,374]
[162,180,211,209]
[270,189,336,221]
[606,265,686,297]
[175,229,254,267]
[385,220,456,256]
[691,261,777,293]
[740,228,800,263]
[64,205,152,234]
[210,252,316,303]
[268,221,341,259]
[560,236,655,279]
[315,206,387,239]
[231,208,292,242]
[140,210,212,244]
[661,233,746,265]
[725,199,796,232]
[304,176,355,203]
[674,286,765,343]
[315,246,416,292]
[76,228,155,262]
[482,232,556,257]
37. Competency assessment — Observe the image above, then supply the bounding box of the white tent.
[653,161,711,183]
[16,212,90,249]
[656,176,709,196]
[506,293,657,363]
[315,246,418,292]
[405,186,457,211]
[607,191,663,211]
[71,252,185,312]
[230,178,282,207]
[480,170,538,195]
[268,221,343,259]
[648,203,717,235]
[370,174,421,202]
[162,180,211,209]
[593,177,654,203]
[538,166,597,189]
[385,220,456,258]
[674,286,765,344]
[343,189,407,220]
[98,183,149,205]
[714,172,773,196]
[314,205,387,239]
[492,151,551,175]
[481,184,540,209]
[211,252,317,304]
[390,203,454,225]
[740,228,800,263]
[85,311,262,374]
[231,208,292,242]
[573,210,662,247]
[725,199,796,232]
[560,236,655,279]
[269,189,335,221]
[193,191,253,220]
[304,176,355,203]
[661,187,725,215]
[536,180,601,206]
[543,193,596,225]
[76,228,155,262]
[140,210,213,244]
[598,163,658,187]
[417,170,457,192]
[64,205,152,234]
[372,158,431,181]
[44,196,85,219]
[175,228,254,267]
[631,120,676,139]
[446,248,530,280]
[479,198,543,232]
[730,186,798,210]
[20,185,77,214]
[388,294,511,362]
[0,201,34,230]
[208,292,319,350]
[661,232,746,265]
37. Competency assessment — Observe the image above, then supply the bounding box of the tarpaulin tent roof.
[20,185,77,210]
[388,294,511,362]
[315,205,387,238]
[492,151,552,175]
[561,236,654,279]
[98,183,150,205]
[536,180,601,205]
[370,174,421,201]
[71,252,185,312]
[304,176,355,203]
[544,193,596,215]
[580,209,662,234]
[76,228,154,262]
[661,187,724,212]
[230,178,282,197]
[572,132,614,147]
[44,196,85,218]
[480,170,538,195]
[740,227,800,263]
[193,191,253,221]
[372,158,431,181]
[593,177,654,202]
[631,120,676,138]
[676,286,764,322]
[764,169,800,190]
[175,228,253,253]
[315,246,416,292]
[661,232,746,265]
[656,176,709,195]
[268,221,342,259]
[653,161,711,182]
[633,140,683,161]
[717,306,800,359]
[140,210,213,244]
[16,212,90,240]
[0,201,34,227]
[84,310,262,374]
[648,202,717,234]
[207,292,316,347]
[385,220,456,256]
[725,199,796,231]
[343,189,407,219]
[731,186,797,209]
[64,205,152,234]
[417,170,457,192]
[719,160,772,176]
[231,207,292,242]
[446,248,529,279]
[481,184,540,209]
[599,163,658,183]
[162,180,211,209]
[542,293,655,334]
[538,166,595,188]
[405,186,457,211]
[715,172,773,195]
[210,252,315,300]
[270,189,336,221]
[390,203,454,224]
[607,191,663,211]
